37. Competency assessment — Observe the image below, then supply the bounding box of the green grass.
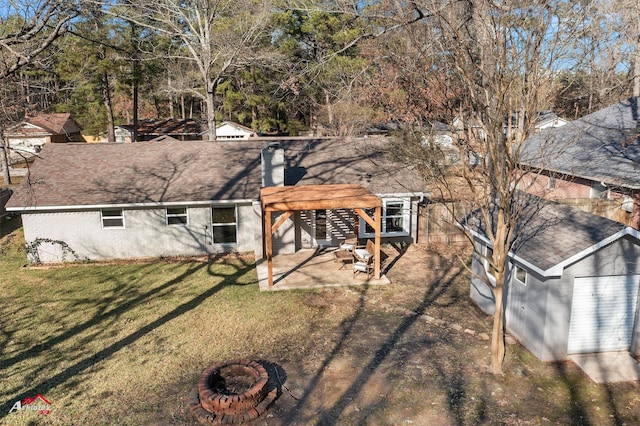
[2,217,640,425]
[0,219,319,424]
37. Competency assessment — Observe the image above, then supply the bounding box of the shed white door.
[568,276,640,354]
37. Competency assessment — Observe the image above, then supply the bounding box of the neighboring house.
[519,97,640,229]
[504,110,568,138]
[364,120,454,146]
[467,195,640,361]
[531,110,569,133]
[6,138,425,263]
[114,118,206,142]
[215,121,256,140]
[5,113,84,154]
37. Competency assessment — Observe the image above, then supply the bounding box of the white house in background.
[532,110,569,133]
[216,121,256,140]
[6,138,426,264]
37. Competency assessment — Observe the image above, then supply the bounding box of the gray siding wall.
[471,236,640,362]
[552,236,640,360]
[510,271,558,361]
[22,203,259,263]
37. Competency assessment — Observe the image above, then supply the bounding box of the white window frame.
[513,264,527,286]
[211,205,238,245]
[484,245,496,286]
[166,206,188,226]
[101,208,124,229]
[590,181,610,199]
[359,198,411,238]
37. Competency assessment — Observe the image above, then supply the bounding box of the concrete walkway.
[569,352,640,383]
[256,248,391,291]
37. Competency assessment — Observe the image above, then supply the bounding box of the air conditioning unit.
[621,196,634,213]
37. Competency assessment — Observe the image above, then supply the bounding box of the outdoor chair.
[334,234,359,269]
[338,234,359,252]
[352,240,375,279]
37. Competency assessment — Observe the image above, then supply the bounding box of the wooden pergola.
[260,183,382,287]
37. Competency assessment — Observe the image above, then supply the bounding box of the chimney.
[261,142,285,187]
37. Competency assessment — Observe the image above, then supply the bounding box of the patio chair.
[335,234,358,269]
[353,240,375,279]
[339,234,359,252]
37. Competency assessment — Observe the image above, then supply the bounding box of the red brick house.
[519,97,640,229]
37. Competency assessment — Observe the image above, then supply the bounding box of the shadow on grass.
[0,215,21,240]
[0,254,256,420]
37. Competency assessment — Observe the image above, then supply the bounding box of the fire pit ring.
[189,359,277,424]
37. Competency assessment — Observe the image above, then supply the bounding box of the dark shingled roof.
[466,194,632,274]
[519,97,640,189]
[7,138,425,210]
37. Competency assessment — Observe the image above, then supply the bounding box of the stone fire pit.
[189,359,277,424]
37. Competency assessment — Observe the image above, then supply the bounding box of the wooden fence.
[419,202,469,245]
[418,198,631,245]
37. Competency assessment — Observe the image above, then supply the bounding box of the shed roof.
[519,97,640,189]
[465,194,640,277]
[7,137,425,211]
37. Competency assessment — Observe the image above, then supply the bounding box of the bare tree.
[383,0,596,374]
[113,0,274,140]
[0,0,79,184]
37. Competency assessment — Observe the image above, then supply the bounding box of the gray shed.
[468,198,640,361]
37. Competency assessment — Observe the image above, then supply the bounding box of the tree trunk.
[0,126,11,185]
[635,0,640,97]
[632,192,640,230]
[206,81,218,141]
[102,72,116,143]
[325,90,333,127]
[490,283,506,374]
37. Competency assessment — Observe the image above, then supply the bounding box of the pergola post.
[374,205,381,279]
[265,210,273,287]
[260,184,383,288]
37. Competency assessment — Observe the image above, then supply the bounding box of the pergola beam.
[261,184,383,287]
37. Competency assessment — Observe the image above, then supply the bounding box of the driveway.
[570,352,640,383]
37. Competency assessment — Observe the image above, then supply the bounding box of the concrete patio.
[256,247,392,291]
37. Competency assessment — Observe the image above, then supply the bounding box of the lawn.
[1,216,640,425]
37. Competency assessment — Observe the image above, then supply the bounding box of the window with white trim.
[166,207,188,226]
[212,206,237,244]
[513,265,527,286]
[102,209,124,228]
[590,182,609,199]
[484,245,496,282]
[360,199,410,237]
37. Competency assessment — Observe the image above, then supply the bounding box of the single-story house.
[505,110,568,138]
[6,138,426,264]
[519,97,640,229]
[216,121,256,140]
[467,196,640,361]
[5,113,84,154]
[115,118,206,142]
